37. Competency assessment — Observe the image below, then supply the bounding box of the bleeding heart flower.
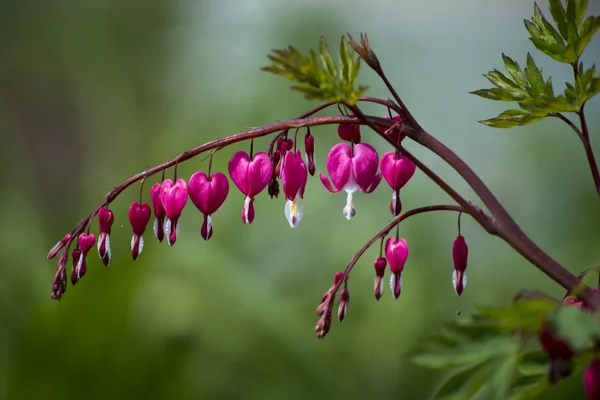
[452,235,468,296]
[228,151,272,224]
[319,142,381,219]
[150,183,166,243]
[97,207,114,266]
[385,237,408,299]
[161,178,188,246]
[71,232,94,286]
[380,151,416,216]
[188,171,229,240]
[281,150,308,228]
[373,257,387,300]
[128,202,152,260]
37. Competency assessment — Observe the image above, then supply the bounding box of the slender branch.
[337,205,464,289]
[552,111,600,200]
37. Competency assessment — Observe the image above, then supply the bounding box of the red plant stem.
[553,111,600,200]
[331,205,464,293]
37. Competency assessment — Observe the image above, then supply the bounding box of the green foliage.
[262,35,367,105]
[473,0,599,128]
[413,299,600,400]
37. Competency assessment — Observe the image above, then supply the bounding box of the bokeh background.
[1,0,600,399]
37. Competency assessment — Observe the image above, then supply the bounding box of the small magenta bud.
[70,248,83,286]
[338,288,350,322]
[452,236,468,296]
[150,183,166,243]
[304,131,316,176]
[584,359,600,400]
[128,202,152,260]
[385,237,408,299]
[47,233,72,259]
[373,257,387,300]
[333,271,344,286]
[97,208,114,267]
[51,253,68,301]
[161,178,188,246]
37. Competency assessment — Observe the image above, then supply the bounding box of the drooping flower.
[319,142,381,219]
[128,202,152,260]
[305,131,316,176]
[71,232,95,285]
[385,237,408,299]
[452,235,469,296]
[281,150,308,228]
[268,150,281,199]
[228,151,272,224]
[97,207,114,266]
[584,359,600,400]
[150,183,166,243]
[380,151,416,216]
[161,178,188,246]
[188,171,229,240]
[373,257,387,300]
[338,122,361,144]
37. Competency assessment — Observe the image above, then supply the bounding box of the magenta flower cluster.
[48,119,471,331]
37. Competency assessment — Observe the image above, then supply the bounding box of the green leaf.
[483,70,527,100]
[479,110,543,128]
[524,53,546,96]
[549,0,569,39]
[577,16,600,55]
[433,361,491,399]
[262,36,367,104]
[575,0,589,27]
[525,3,578,63]
[470,88,517,101]
[502,53,528,89]
[553,306,600,351]
[318,35,337,77]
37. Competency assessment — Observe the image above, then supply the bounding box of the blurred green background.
[1,0,599,399]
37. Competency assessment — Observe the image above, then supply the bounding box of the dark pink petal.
[161,179,188,219]
[150,183,166,218]
[337,123,361,144]
[228,151,250,195]
[98,208,114,234]
[380,151,416,191]
[247,152,272,197]
[319,173,338,193]
[48,233,72,259]
[128,202,152,236]
[585,359,600,399]
[324,143,352,191]
[362,173,381,193]
[453,236,468,272]
[77,233,96,255]
[385,237,408,273]
[201,215,213,240]
[352,143,379,191]
[189,171,230,215]
[282,150,308,201]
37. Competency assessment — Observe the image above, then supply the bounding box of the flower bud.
[304,131,316,176]
[373,257,387,300]
[385,238,408,299]
[97,208,114,266]
[338,288,350,322]
[584,359,600,400]
[452,236,468,296]
[47,233,72,259]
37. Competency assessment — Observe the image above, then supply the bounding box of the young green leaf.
[479,110,542,128]
[319,35,337,77]
[553,306,600,351]
[502,53,528,89]
[525,3,577,63]
[577,15,600,55]
[433,361,491,399]
[548,0,569,39]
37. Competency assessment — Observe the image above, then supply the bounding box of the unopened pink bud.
[338,288,350,322]
[452,236,468,296]
[373,257,387,300]
[47,233,72,259]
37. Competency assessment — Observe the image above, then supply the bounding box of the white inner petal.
[343,172,359,194]
[138,235,145,257]
[206,214,213,237]
[284,198,304,228]
[343,192,356,220]
[452,270,467,295]
[105,234,111,263]
[131,234,136,252]
[389,274,403,298]
[243,196,251,223]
